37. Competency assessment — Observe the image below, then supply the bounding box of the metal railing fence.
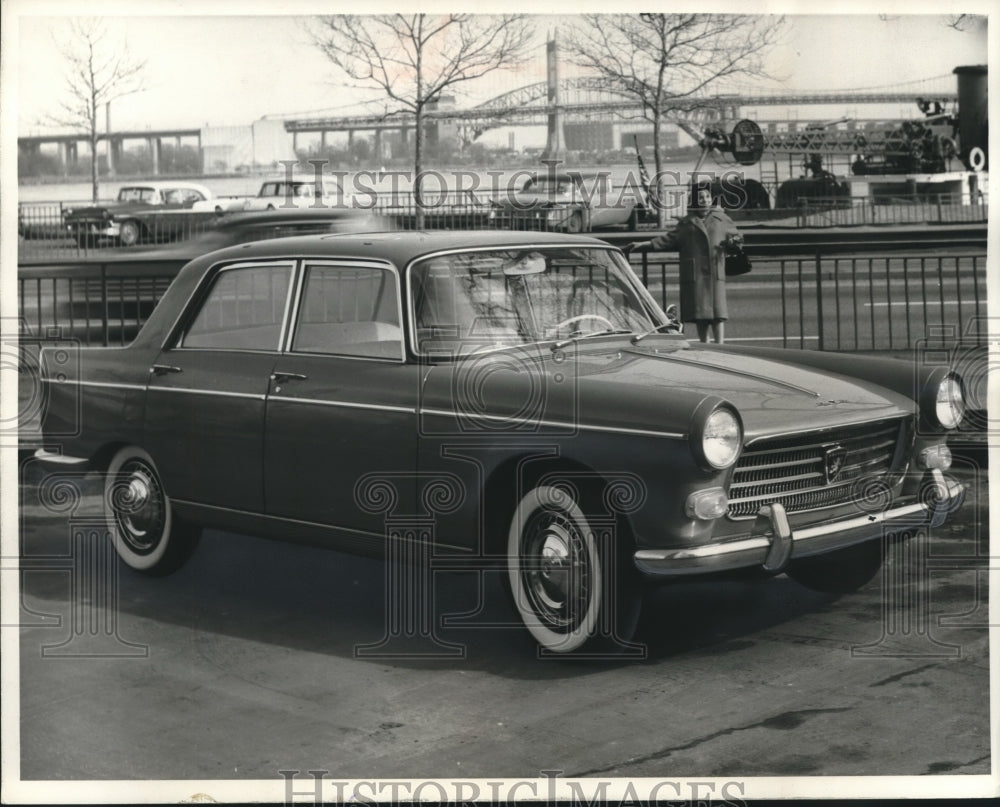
[633,251,987,352]
[794,193,988,227]
[18,261,185,347]
[18,190,989,260]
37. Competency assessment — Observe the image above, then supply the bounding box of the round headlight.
[702,408,742,469]
[935,374,965,430]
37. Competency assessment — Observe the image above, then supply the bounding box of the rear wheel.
[118,219,141,246]
[507,484,641,653]
[103,446,200,576]
[786,539,883,594]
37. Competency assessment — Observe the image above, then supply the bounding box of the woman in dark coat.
[626,184,742,343]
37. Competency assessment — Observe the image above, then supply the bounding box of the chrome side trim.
[170,499,470,553]
[268,396,416,414]
[67,379,147,391]
[147,387,266,401]
[419,407,685,439]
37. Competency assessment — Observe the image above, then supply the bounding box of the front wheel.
[786,539,883,594]
[118,219,141,246]
[564,212,584,233]
[507,485,641,653]
[104,446,200,576]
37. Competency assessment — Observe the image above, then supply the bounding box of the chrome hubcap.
[521,514,590,632]
[113,460,165,554]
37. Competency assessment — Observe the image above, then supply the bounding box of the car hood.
[421,337,916,440]
[496,191,574,209]
[65,201,152,217]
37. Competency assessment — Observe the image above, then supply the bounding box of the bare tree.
[311,14,532,217]
[563,14,784,223]
[48,19,146,201]
[945,14,987,33]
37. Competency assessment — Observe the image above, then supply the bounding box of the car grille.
[726,418,908,520]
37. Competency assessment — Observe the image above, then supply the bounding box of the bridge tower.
[540,36,566,163]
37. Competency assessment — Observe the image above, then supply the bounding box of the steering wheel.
[546,313,616,339]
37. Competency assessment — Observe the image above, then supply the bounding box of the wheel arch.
[90,440,132,473]
[480,452,638,556]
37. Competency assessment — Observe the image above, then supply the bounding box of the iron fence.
[20,189,990,261]
[18,261,184,347]
[794,193,988,227]
[633,251,987,352]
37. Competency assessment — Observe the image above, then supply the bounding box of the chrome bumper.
[634,470,965,577]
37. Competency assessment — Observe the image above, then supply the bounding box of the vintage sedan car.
[242,175,350,211]
[491,172,642,233]
[63,181,225,246]
[34,231,966,654]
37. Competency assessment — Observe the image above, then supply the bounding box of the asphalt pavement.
[14,456,990,784]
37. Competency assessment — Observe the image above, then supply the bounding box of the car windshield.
[524,179,573,194]
[117,187,157,203]
[410,247,662,356]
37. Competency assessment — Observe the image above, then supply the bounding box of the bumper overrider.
[634,470,965,577]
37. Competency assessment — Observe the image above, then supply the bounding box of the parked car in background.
[243,175,350,211]
[35,231,966,654]
[63,181,223,247]
[141,208,387,259]
[491,171,642,232]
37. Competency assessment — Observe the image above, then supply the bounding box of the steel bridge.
[281,75,960,137]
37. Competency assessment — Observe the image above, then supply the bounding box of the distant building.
[201,118,295,172]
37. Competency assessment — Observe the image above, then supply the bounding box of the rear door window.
[181,262,295,351]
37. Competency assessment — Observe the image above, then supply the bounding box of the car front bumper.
[66,222,119,238]
[634,470,965,577]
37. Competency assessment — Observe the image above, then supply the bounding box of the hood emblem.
[823,444,848,484]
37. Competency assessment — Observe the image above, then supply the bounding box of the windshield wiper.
[630,322,680,344]
[551,328,633,351]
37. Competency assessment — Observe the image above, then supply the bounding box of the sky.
[10,6,989,141]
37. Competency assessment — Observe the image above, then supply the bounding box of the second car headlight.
[700,407,743,470]
[934,374,965,430]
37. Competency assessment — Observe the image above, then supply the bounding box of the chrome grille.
[727,419,907,519]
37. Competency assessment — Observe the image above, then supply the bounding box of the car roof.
[196,229,610,267]
[527,171,603,182]
[120,181,213,194]
[211,208,375,229]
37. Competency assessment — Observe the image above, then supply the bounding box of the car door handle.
[270,372,308,383]
[150,364,183,376]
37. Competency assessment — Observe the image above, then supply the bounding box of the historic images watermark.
[271,157,753,211]
[1,323,81,448]
[279,768,748,806]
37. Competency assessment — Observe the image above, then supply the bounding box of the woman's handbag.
[725,248,752,277]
